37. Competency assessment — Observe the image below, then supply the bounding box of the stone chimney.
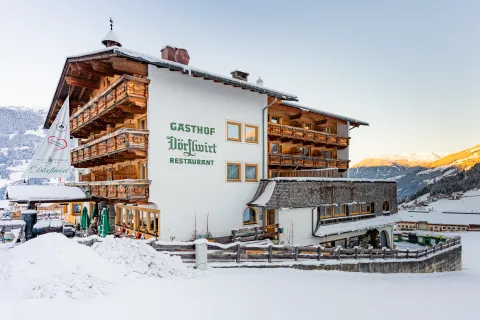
[161,45,190,65]
[230,70,249,82]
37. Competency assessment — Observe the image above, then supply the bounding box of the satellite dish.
[256,77,264,86]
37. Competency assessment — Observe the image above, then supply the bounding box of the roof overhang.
[45,47,298,128]
[280,101,369,127]
[5,185,89,203]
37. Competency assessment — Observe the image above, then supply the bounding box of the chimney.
[161,45,190,65]
[230,70,249,82]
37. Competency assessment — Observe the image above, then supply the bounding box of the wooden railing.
[70,75,149,137]
[268,153,349,170]
[279,169,342,178]
[151,236,461,263]
[71,128,148,166]
[268,123,349,147]
[115,204,160,239]
[66,179,150,201]
[231,224,280,242]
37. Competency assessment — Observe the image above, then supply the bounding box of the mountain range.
[350,145,480,202]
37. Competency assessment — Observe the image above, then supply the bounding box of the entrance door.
[266,210,275,226]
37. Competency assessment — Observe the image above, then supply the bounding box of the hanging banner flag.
[24,98,71,179]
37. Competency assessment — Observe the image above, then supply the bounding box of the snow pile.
[91,236,196,279]
[0,233,117,299]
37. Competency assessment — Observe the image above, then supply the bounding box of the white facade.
[147,66,267,241]
[277,207,394,247]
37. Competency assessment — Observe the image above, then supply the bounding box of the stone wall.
[214,245,462,274]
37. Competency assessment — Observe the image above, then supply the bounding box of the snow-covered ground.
[0,232,479,319]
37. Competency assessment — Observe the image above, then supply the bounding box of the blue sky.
[0,0,479,164]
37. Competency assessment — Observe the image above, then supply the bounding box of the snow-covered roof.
[248,179,397,209]
[5,185,88,202]
[398,210,480,226]
[281,101,369,126]
[314,214,400,237]
[46,46,299,128]
[0,220,26,227]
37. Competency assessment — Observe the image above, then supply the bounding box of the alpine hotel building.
[44,29,398,247]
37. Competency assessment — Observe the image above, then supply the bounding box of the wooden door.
[266,209,275,225]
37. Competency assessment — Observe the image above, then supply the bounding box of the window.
[270,170,279,178]
[339,204,346,216]
[245,124,259,144]
[333,205,339,216]
[138,116,147,129]
[351,204,360,214]
[304,123,311,130]
[361,203,371,213]
[245,164,258,182]
[302,147,311,156]
[383,201,390,212]
[243,207,257,225]
[325,206,332,217]
[271,143,282,154]
[73,203,82,214]
[227,162,241,182]
[270,116,280,124]
[325,150,333,159]
[227,121,242,142]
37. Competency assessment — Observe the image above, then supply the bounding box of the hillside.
[351,145,480,202]
[0,107,47,197]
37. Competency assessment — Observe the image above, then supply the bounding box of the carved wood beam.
[73,62,114,77]
[65,76,101,90]
[110,57,147,76]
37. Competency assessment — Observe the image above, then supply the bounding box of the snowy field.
[0,233,479,320]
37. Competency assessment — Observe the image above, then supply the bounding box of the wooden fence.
[151,236,461,263]
[231,224,280,242]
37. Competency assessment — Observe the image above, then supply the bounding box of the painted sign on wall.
[167,122,216,166]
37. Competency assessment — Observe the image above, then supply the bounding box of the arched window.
[243,207,257,225]
[382,201,390,213]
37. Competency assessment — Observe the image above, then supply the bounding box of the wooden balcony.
[268,123,349,147]
[70,75,149,138]
[67,179,150,201]
[71,128,148,168]
[268,153,350,171]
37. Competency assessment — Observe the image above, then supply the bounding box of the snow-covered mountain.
[0,107,47,197]
[351,145,480,202]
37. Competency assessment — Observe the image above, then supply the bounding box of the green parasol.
[91,204,98,219]
[80,206,90,231]
[98,208,110,237]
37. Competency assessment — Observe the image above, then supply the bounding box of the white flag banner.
[24,98,71,179]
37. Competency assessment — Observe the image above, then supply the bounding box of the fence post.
[383,248,386,259]
[406,249,409,259]
[433,244,436,254]
[416,250,419,259]
[369,248,373,259]
[337,247,341,260]
[294,246,299,262]
[317,246,321,261]
[236,244,241,263]
[425,248,428,257]
[193,239,208,271]
[232,230,237,242]
[255,227,259,240]
[354,247,358,260]
[440,243,443,251]
[268,245,272,263]
[395,249,398,259]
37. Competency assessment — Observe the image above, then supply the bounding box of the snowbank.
[0,233,115,299]
[91,236,196,279]
[0,234,195,300]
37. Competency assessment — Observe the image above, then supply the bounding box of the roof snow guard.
[281,101,369,127]
[45,47,298,128]
[248,178,397,210]
[5,185,89,203]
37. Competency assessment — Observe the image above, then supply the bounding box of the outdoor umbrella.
[80,207,90,237]
[98,208,110,237]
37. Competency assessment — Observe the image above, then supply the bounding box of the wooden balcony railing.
[70,75,149,138]
[268,153,349,170]
[71,128,148,167]
[268,123,349,147]
[67,179,150,201]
